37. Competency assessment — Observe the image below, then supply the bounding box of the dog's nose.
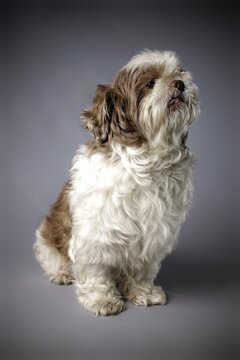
[171,80,185,92]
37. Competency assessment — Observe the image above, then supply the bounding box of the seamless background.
[1,1,239,360]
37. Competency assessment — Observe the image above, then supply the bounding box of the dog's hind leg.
[33,182,73,285]
[34,222,73,285]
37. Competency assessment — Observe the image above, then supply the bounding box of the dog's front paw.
[81,297,127,316]
[128,286,167,306]
[48,271,73,285]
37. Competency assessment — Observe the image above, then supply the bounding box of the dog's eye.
[146,80,155,89]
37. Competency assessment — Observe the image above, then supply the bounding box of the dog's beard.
[139,89,195,149]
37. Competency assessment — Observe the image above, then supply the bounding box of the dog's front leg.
[123,261,167,306]
[73,261,126,316]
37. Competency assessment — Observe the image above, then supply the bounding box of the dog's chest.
[129,163,192,258]
[135,168,191,223]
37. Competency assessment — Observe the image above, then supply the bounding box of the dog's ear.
[82,84,111,143]
[82,84,145,146]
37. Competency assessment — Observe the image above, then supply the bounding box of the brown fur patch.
[114,65,164,110]
[82,79,146,148]
[82,64,165,150]
[40,181,72,259]
[85,139,112,157]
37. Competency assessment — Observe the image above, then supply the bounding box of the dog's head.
[82,50,199,149]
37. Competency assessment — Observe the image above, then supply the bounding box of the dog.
[34,50,199,316]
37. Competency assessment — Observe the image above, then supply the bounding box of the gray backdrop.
[1,1,239,360]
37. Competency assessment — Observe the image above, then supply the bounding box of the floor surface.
[2,260,239,360]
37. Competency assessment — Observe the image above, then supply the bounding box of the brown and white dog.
[34,50,199,316]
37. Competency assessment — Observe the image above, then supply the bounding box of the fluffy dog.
[34,50,199,316]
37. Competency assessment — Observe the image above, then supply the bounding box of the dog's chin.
[167,92,186,111]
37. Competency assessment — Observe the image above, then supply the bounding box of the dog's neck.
[111,141,192,177]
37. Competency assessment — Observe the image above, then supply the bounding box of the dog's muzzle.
[168,90,185,108]
[168,80,186,108]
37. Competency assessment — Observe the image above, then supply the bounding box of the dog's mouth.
[181,131,189,147]
[167,91,185,109]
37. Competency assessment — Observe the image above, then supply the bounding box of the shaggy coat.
[34,50,199,316]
